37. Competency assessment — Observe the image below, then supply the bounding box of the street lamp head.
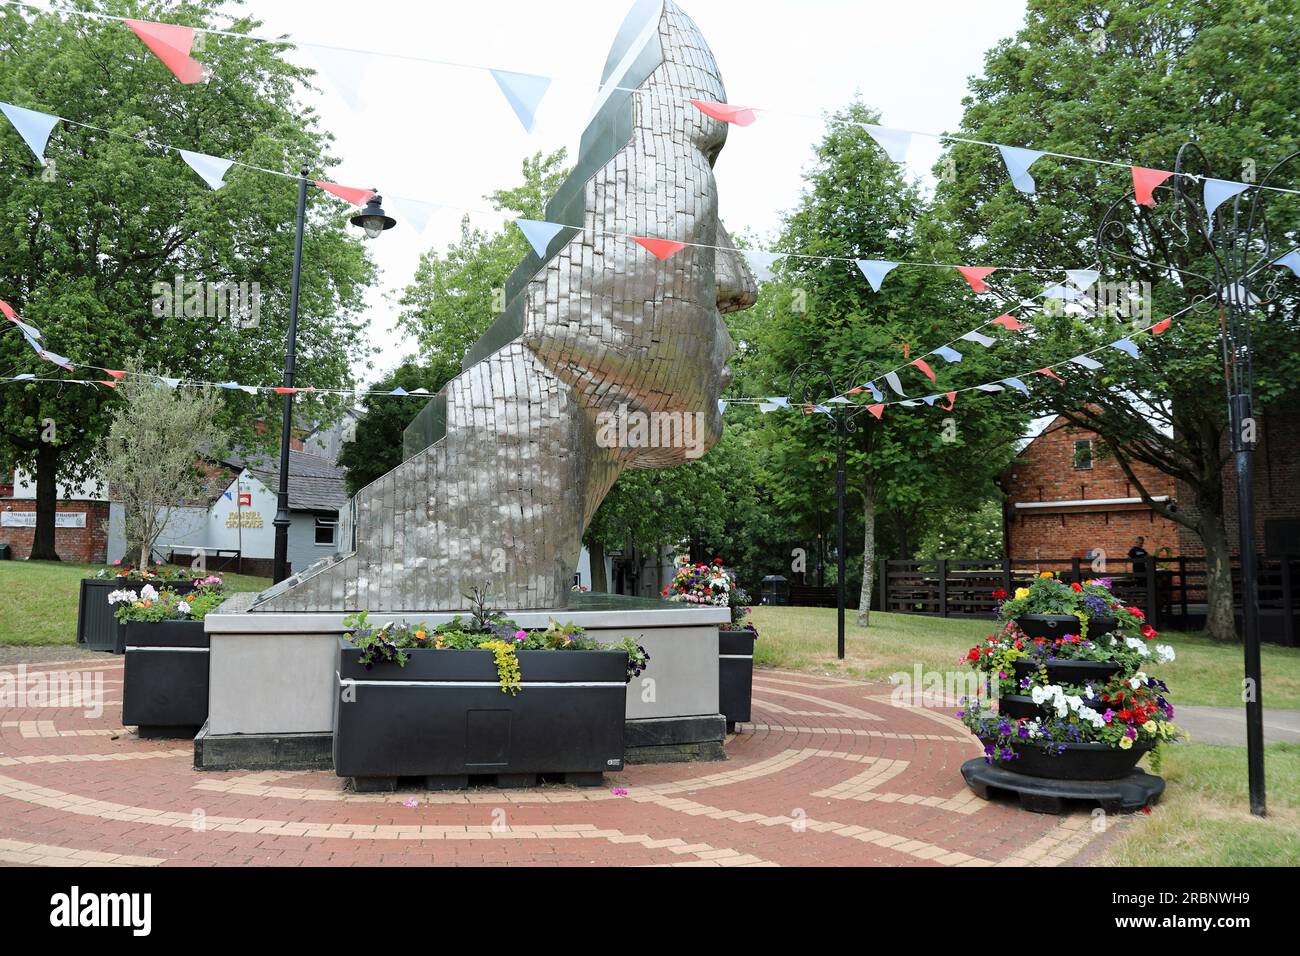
[350,191,396,239]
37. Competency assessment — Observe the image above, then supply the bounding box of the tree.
[740,101,1030,626]
[0,1,375,559]
[931,0,1300,639]
[99,366,226,568]
[396,149,570,366]
[337,360,457,495]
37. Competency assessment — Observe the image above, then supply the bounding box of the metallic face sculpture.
[255,0,756,612]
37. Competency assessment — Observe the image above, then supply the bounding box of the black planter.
[334,641,628,789]
[78,578,198,653]
[1015,613,1118,640]
[986,738,1154,780]
[121,620,209,737]
[1012,658,1124,688]
[718,627,756,732]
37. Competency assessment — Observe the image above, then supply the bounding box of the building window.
[314,517,337,546]
[1073,439,1093,470]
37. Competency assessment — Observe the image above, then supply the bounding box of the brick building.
[1001,410,1300,563]
[1002,416,1181,564]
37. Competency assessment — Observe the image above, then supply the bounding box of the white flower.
[1124,637,1150,657]
[1084,684,1094,699]
[1030,685,1054,706]
[1129,674,1145,690]
[106,589,137,605]
[1155,644,1176,664]
[176,601,191,615]
[140,584,159,602]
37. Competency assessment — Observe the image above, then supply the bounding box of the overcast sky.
[244,0,1031,385]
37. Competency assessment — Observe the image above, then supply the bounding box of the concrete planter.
[198,596,729,771]
[334,641,627,790]
[122,620,209,737]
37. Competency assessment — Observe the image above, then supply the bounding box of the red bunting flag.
[104,369,126,380]
[910,358,936,381]
[866,404,885,420]
[315,181,376,207]
[847,387,864,395]
[633,237,688,261]
[1151,318,1172,335]
[1036,367,1065,384]
[991,314,1024,330]
[0,299,15,322]
[124,19,208,84]
[1131,167,1174,208]
[690,99,757,127]
[273,387,299,394]
[941,391,956,411]
[95,380,118,389]
[957,267,997,293]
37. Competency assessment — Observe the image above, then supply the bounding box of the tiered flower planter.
[333,640,629,792]
[121,620,209,738]
[962,608,1168,814]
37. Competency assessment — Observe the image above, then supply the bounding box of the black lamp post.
[788,363,874,660]
[1097,145,1300,817]
[271,180,394,584]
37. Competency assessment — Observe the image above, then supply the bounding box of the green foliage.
[395,149,569,369]
[930,0,1300,638]
[340,605,649,691]
[0,0,375,545]
[98,363,227,565]
[110,584,227,623]
[336,360,455,495]
[916,500,1004,560]
[733,100,1030,606]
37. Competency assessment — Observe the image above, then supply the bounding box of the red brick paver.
[0,659,1131,866]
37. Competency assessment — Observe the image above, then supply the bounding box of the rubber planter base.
[962,758,1164,814]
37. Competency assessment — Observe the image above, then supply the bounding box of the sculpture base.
[200,594,730,770]
[961,758,1165,814]
[194,722,334,771]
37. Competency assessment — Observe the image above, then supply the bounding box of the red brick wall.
[1223,406,1300,557]
[1003,418,1180,561]
[0,500,109,563]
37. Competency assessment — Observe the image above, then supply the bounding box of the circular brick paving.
[0,657,1130,867]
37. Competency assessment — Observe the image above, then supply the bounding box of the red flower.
[1141,624,1157,640]
[1070,582,1083,592]
[713,557,723,564]
[1126,606,1146,619]
[967,647,980,662]
[1140,806,1151,815]
[991,588,1008,600]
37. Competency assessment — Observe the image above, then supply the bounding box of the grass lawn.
[1104,743,1300,866]
[749,605,1300,709]
[0,560,270,646]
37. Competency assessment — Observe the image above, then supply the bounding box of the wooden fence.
[877,556,1299,647]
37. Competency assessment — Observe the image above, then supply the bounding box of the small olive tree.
[99,368,226,568]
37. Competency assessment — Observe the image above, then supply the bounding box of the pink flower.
[514,629,527,642]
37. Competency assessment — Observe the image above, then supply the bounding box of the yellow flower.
[1119,736,1133,750]
[414,630,426,640]
[1014,587,1030,600]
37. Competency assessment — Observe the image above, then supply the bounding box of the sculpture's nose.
[715,226,758,315]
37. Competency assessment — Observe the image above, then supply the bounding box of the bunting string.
[0,96,1103,292]
[3,0,1299,202]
